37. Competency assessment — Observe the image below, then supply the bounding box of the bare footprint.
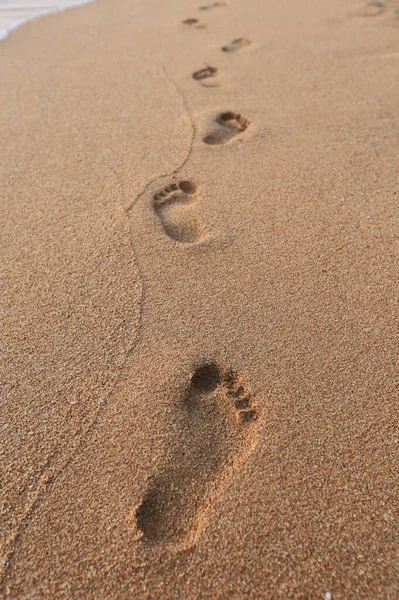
[203,111,250,145]
[199,1,227,10]
[152,180,207,244]
[192,65,221,87]
[363,0,386,16]
[193,65,218,81]
[134,363,260,549]
[222,37,251,52]
[351,0,387,17]
[183,17,207,28]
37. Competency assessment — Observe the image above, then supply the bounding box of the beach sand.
[0,0,398,597]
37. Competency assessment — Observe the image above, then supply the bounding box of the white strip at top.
[0,0,95,42]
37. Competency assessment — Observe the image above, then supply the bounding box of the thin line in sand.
[0,61,197,588]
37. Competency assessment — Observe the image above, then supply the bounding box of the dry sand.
[1,0,398,597]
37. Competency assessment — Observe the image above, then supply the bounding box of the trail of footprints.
[135,364,260,549]
[154,10,252,246]
[133,0,399,553]
[135,2,257,550]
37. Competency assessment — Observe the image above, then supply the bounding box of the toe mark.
[235,397,250,410]
[218,112,250,131]
[203,112,250,145]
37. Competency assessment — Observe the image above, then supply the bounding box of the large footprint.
[153,180,208,244]
[203,111,250,145]
[134,363,260,550]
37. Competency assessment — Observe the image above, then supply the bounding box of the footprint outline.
[182,17,207,28]
[222,37,252,52]
[193,65,219,81]
[134,362,261,550]
[152,180,208,244]
[199,1,227,10]
[203,111,251,145]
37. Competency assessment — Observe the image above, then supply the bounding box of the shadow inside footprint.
[221,37,251,52]
[153,180,207,244]
[203,111,250,145]
[183,17,206,28]
[363,0,386,16]
[199,1,227,9]
[189,362,221,394]
[135,363,260,549]
[193,65,218,81]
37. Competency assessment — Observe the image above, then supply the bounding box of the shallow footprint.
[135,363,260,549]
[203,111,250,145]
[363,0,386,16]
[192,65,221,87]
[193,65,218,81]
[153,180,207,244]
[222,37,251,52]
[183,17,207,28]
[199,1,227,9]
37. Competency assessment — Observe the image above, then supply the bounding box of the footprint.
[134,363,260,549]
[152,180,208,244]
[182,17,207,28]
[192,65,221,87]
[221,37,251,52]
[193,65,218,81]
[203,111,250,145]
[199,1,227,9]
[363,0,386,16]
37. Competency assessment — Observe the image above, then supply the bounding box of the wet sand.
[0,0,94,41]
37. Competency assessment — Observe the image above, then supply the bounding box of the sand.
[0,0,398,597]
